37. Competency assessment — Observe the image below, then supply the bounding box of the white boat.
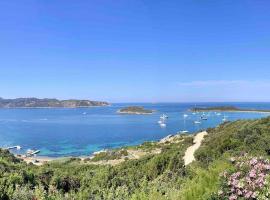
[201,116,207,120]
[158,120,163,124]
[7,145,21,150]
[192,112,196,115]
[26,149,40,156]
[160,123,166,127]
[180,130,189,133]
[82,112,87,115]
[216,113,221,116]
[160,114,168,120]
[194,121,201,124]
[183,114,188,118]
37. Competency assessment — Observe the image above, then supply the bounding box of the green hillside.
[1,117,270,200]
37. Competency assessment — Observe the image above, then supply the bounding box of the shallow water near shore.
[0,102,269,157]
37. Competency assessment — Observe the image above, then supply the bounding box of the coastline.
[189,109,270,114]
[0,105,111,109]
[13,131,198,166]
[117,110,153,115]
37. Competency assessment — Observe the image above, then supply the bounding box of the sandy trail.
[183,131,208,165]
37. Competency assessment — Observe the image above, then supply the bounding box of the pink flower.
[249,169,257,178]
[229,194,237,200]
[250,158,258,166]
[244,191,253,198]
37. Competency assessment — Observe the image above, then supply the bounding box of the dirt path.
[183,131,208,165]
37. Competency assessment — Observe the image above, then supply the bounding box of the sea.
[0,102,269,157]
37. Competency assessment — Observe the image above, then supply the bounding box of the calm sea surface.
[0,102,269,157]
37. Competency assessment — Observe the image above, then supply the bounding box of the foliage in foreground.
[0,116,270,199]
[0,137,192,200]
[211,156,270,200]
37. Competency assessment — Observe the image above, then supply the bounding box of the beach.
[16,131,207,166]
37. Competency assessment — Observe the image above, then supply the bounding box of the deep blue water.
[0,102,269,157]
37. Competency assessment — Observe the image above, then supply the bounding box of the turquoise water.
[0,103,269,157]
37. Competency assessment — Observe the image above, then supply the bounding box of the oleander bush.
[212,156,270,200]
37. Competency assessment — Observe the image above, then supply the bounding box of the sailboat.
[200,113,207,120]
[180,115,189,133]
[160,114,168,120]
[193,110,202,124]
[159,118,166,127]
[158,114,167,127]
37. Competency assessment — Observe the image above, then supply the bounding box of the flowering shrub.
[217,156,270,200]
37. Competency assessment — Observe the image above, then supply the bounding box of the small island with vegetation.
[190,106,270,113]
[118,106,154,114]
[0,97,110,108]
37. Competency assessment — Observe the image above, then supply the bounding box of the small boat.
[160,123,166,127]
[201,116,207,120]
[26,149,40,156]
[216,113,221,116]
[180,130,189,133]
[194,121,201,124]
[160,114,168,120]
[183,114,188,118]
[192,112,196,115]
[82,112,87,115]
[7,145,21,150]
[159,117,166,127]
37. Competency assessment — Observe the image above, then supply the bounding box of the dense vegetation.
[195,117,270,166]
[191,106,270,113]
[0,97,109,108]
[0,116,270,199]
[118,106,154,114]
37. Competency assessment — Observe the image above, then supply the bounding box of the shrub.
[216,156,270,199]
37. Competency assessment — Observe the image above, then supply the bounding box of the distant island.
[118,106,154,114]
[0,98,110,108]
[190,106,270,113]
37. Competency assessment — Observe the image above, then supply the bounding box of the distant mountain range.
[0,98,110,108]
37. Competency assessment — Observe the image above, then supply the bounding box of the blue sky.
[0,0,270,102]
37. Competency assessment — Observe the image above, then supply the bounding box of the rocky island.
[118,106,154,114]
[191,106,270,113]
[0,97,110,108]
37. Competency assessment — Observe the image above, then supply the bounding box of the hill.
[0,98,109,108]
